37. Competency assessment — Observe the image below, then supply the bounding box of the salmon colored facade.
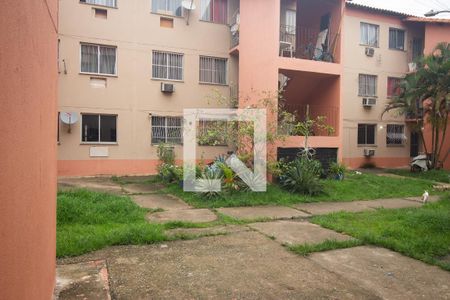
[0,1,58,299]
[58,0,449,175]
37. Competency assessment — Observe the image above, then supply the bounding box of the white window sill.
[79,2,117,9]
[80,72,118,78]
[151,78,184,83]
[199,81,228,86]
[150,12,183,19]
[80,142,118,145]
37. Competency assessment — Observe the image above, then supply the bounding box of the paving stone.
[217,206,309,220]
[59,232,378,299]
[55,260,110,300]
[147,209,217,223]
[132,194,191,210]
[123,183,162,194]
[248,220,353,245]
[294,201,376,215]
[165,225,247,238]
[367,198,423,209]
[310,246,450,300]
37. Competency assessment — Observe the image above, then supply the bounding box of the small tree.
[383,42,450,169]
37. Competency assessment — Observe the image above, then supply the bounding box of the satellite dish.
[60,112,78,125]
[182,0,196,10]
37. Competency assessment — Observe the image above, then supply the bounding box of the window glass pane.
[152,0,182,16]
[99,46,116,75]
[361,23,378,46]
[83,0,116,7]
[200,56,227,84]
[81,44,99,73]
[100,115,117,142]
[82,115,99,142]
[359,74,377,96]
[366,125,375,144]
[387,124,404,145]
[358,124,375,144]
[151,116,182,144]
[201,0,212,21]
[357,124,365,144]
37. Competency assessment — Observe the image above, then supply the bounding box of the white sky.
[348,0,450,19]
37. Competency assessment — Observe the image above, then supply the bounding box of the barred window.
[151,0,182,16]
[198,120,228,146]
[152,51,183,80]
[360,22,379,47]
[359,74,377,97]
[389,28,405,50]
[80,0,116,8]
[358,124,376,145]
[199,56,227,84]
[386,124,405,145]
[151,116,183,144]
[81,44,117,75]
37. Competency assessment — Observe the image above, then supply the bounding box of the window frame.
[79,0,117,9]
[152,50,184,81]
[358,74,378,97]
[151,0,183,17]
[387,77,402,98]
[389,27,406,51]
[80,113,118,144]
[151,116,183,145]
[386,124,405,146]
[200,0,228,24]
[360,22,379,47]
[357,123,377,146]
[80,43,117,76]
[199,56,228,85]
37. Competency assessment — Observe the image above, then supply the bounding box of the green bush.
[279,158,324,195]
[158,163,183,183]
[328,161,347,180]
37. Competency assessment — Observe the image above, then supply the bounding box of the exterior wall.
[423,23,450,170]
[342,7,417,168]
[58,0,236,176]
[0,1,58,299]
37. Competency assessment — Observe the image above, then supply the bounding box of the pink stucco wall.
[0,1,58,299]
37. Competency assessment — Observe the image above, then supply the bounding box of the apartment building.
[58,0,449,176]
[342,3,450,169]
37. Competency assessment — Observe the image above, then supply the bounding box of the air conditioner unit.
[365,47,375,57]
[362,97,376,107]
[161,82,174,93]
[364,149,375,157]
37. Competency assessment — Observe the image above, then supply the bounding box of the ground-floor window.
[81,114,117,143]
[151,116,183,144]
[357,124,376,145]
[386,124,405,145]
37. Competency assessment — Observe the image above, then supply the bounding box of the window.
[80,44,116,75]
[389,28,405,50]
[360,22,379,47]
[80,0,116,8]
[358,74,377,97]
[358,124,376,145]
[152,51,183,80]
[82,114,117,143]
[198,120,228,146]
[200,0,228,24]
[151,116,182,144]
[386,124,405,145]
[152,0,182,16]
[199,56,227,84]
[387,77,402,97]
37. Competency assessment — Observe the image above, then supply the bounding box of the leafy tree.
[383,42,450,169]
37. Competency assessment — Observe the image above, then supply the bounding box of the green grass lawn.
[387,169,450,183]
[57,189,166,257]
[311,194,450,271]
[164,172,436,208]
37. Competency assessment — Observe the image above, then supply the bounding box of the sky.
[348,0,450,19]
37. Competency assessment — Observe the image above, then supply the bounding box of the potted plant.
[328,161,346,181]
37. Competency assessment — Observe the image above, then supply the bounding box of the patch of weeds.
[288,239,364,256]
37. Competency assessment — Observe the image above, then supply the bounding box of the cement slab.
[59,232,378,299]
[147,208,217,223]
[165,225,247,238]
[132,194,191,210]
[310,246,450,300]
[294,201,376,215]
[217,206,309,220]
[248,220,353,245]
[55,260,110,300]
[123,183,162,194]
[58,177,123,194]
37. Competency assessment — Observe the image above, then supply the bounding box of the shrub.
[157,143,175,165]
[328,161,347,180]
[158,163,183,183]
[279,158,324,195]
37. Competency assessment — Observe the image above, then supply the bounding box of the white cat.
[422,190,429,203]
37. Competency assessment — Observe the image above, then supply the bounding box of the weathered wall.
[0,1,58,299]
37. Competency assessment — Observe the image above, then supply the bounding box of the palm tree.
[383,42,450,169]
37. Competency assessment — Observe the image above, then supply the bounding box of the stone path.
[217,205,309,220]
[147,208,218,223]
[132,193,191,210]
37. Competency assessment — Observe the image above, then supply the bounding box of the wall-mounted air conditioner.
[364,149,375,157]
[161,82,174,93]
[365,47,375,57]
[362,97,376,107]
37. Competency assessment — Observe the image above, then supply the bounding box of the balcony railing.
[279,25,336,62]
[279,104,338,136]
